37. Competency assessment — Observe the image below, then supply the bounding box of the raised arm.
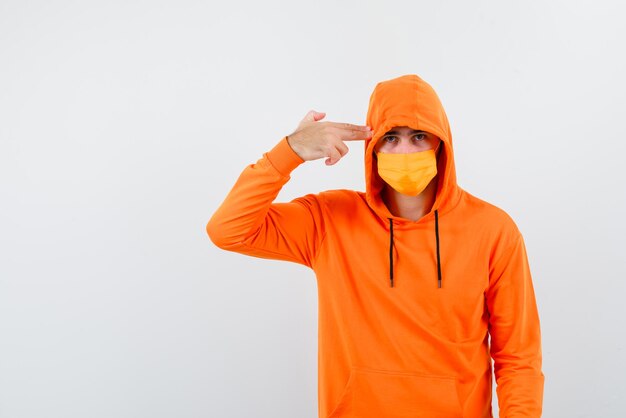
[206,110,372,268]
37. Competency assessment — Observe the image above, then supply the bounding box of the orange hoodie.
[207,74,545,418]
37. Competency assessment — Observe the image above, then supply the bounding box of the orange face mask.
[375,144,440,196]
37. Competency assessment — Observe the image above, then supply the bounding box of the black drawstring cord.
[435,209,442,288]
[388,218,394,288]
[388,210,442,288]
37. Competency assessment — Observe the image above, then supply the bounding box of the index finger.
[327,122,371,132]
[336,127,374,141]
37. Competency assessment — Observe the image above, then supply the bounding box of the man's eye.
[383,134,426,143]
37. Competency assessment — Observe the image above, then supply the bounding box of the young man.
[207,74,545,418]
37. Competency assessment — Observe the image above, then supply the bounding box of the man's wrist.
[265,135,305,177]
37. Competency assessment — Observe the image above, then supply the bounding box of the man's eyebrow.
[383,129,426,135]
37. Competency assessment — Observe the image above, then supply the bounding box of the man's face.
[374,126,441,154]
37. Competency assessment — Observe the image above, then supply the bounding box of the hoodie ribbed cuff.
[265,135,306,177]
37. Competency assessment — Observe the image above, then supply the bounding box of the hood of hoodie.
[364,74,462,226]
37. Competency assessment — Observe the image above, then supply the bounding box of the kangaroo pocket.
[327,366,464,418]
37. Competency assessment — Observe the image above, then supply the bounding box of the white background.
[1,0,625,417]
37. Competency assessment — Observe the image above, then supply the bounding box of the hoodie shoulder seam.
[312,192,329,266]
[489,231,523,284]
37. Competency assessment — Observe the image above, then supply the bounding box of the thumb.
[302,110,326,122]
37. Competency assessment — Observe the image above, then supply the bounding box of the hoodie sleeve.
[206,135,326,269]
[486,232,545,418]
